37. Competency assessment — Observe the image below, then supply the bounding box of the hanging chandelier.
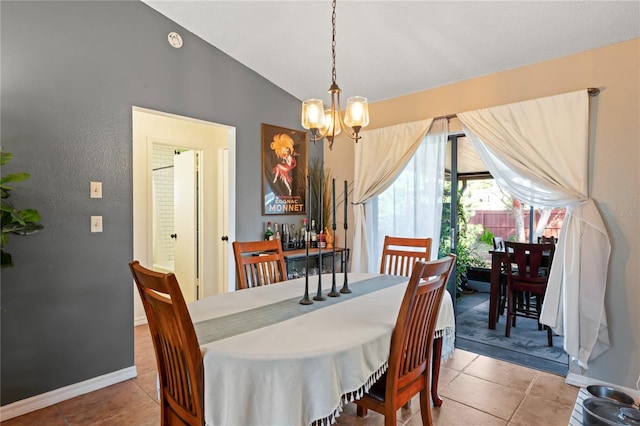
[301,0,369,150]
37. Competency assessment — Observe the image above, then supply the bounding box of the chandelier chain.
[331,0,337,85]
[301,0,368,147]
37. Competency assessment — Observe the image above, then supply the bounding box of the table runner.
[193,274,406,345]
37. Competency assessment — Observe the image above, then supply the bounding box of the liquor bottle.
[319,227,326,249]
[264,222,274,241]
[310,220,317,248]
[303,219,309,247]
[274,223,281,240]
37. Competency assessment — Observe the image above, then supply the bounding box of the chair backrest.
[379,236,433,277]
[504,241,556,290]
[537,235,557,244]
[386,254,456,397]
[232,239,287,290]
[128,261,204,426]
[492,236,505,250]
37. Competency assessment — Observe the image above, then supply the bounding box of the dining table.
[188,272,456,426]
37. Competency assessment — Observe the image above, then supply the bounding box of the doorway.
[132,107,236,325]
[444,133,569,375]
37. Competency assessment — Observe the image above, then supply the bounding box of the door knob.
[170,233,177,239]
[221,235,229,241]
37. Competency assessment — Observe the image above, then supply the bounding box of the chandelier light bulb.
[321,108,341,137]
[302,99,325,130]
[344,97,370,128]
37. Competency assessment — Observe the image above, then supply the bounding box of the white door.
[219,148,229,291]
[174,150,198,302]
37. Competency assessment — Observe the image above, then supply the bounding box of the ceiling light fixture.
[301,0,369,150]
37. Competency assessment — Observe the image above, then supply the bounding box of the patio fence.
[468,209,565,241]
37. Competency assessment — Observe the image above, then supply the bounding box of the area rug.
[456,299,569,365]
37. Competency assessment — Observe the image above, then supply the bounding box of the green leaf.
[1,250,13,268]
[0,152,12,167]
[0,172,30,185]
[2,222,24,233]
[12,223,44,235]
[18,209,41,223]
[1,201,16,212]
[8,211,26,226]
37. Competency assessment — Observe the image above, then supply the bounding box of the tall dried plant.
[308,159,353,230]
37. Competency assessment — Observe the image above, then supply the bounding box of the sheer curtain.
[458,90,611,368]
[352,119,431,272]
[371,122,448,269]
[352,118,447,272]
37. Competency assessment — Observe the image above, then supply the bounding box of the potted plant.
[1,151,44,268]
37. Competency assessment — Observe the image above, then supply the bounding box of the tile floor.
[1,324,579,426]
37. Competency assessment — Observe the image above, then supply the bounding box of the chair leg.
[419,389,433,426]
[356,404,367,417]
[546,325,553,347]
[384,408,396,426]
[536,295,543,330]
[431,337,443,407]
[505,288,513,337]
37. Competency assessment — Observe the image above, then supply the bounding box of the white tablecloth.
[188,272,455,426]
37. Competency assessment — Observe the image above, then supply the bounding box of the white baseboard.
[0,366,137,421]
[134,315,148,326]
[566,372,640,401]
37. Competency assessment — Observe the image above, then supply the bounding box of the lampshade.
[321,108,341,138]
[301,99,325,130]
[344,97,370,128]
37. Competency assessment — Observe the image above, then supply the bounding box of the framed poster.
[262,124,308,215]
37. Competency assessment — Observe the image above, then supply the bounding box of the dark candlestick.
[328,178,340,297]
[300,174,313,305]
[341,180,351,293]
[314,165,326,301]
[343,180,348,225]
[332,178,337,225]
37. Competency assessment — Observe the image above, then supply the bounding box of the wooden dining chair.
[491,236,508,317]
[503,242,556,346]
[537,235,557,244]
[232,239,287,290]
[379,236,433,277]
[356,254,456,426]
[492,236,505,250]
[128,261,204,426]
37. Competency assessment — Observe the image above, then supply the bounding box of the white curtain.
[458,90,611,368]
[352,118,449,272]
[371,122,448,269]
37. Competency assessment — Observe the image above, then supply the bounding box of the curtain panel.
[458,90,611,368]
[372,123,448,267]
[352,119,434,272]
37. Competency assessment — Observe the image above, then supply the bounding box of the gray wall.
[0,1,320,405]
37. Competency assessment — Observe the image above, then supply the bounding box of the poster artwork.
[262,124,308,215]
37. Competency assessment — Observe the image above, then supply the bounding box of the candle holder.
[313,166,326,301]
[328,179,340,297]
[340,180,351,294]
[300,176,313,305]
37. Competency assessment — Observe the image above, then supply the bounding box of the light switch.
[90,181,102,198]
[91,216,103,233]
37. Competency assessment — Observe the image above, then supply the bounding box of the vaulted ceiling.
[142,1,640,103]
